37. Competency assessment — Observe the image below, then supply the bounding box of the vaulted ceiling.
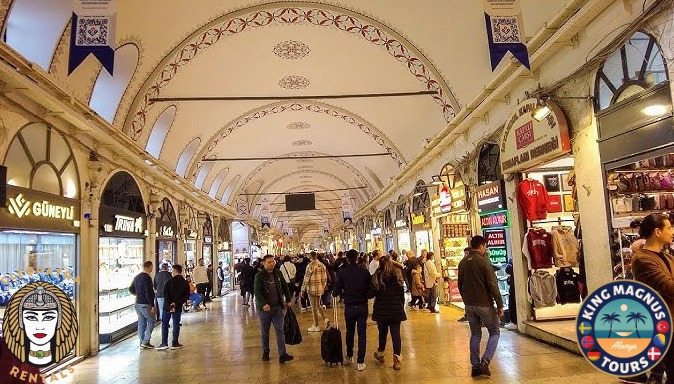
[4,0,570,243]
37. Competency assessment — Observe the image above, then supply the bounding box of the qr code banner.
[75,16,110,46]
[490,16,522,44]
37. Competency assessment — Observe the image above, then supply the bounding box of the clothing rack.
[528,217,574,227]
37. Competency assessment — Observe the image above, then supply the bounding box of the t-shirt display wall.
[517,168,584,320]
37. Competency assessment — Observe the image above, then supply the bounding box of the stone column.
[147,190,161,267]
[80,193,100,357]
[197,214,206,264]
[177,204,187,266]
[211,215,219,296]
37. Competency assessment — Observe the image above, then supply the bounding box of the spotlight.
[532,99,551,122]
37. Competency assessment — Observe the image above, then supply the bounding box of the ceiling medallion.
[273,40,311,60]
[287,122,311,130]
[297,159,312,163]
[297,165,314,169]
[292,140,313,146]
[279,75,310,89]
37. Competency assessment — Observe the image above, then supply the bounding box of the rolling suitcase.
[321,297,343,366]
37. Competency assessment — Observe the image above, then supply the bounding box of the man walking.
[216,261,225,297]
[301,251,330,332]
[458,236,504,378]
[130,261,156,349]
[241,258,255,307]
[368,249,382,275]
[279,256,297,299]
[424,252,441,313]
[333,249,371,371]
[192,258,210,304]
[156,265,190,350]
[153,263,172,321]
[254,254,294,363]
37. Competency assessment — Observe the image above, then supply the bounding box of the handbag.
[284,307,303,345]
[282,264,296,286]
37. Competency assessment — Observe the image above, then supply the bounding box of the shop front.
[1,123,82,365]
[155,197,177,269]
[202,214,213,266]
[411,180,433,255]
[216,217,232,295]
[394,196,411,254]
[98,171,147,347]
[371,217,383,253]
[184,206,198,277]
[383,208,395,253]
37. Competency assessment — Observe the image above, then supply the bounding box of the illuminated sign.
[115,215,144,233]
[7,193,75,221]
[185,229,198,239]
[394,219,408,228]
[450,185,467,211]
[203,235,213,244]
[480,210,509,229]
[371,227,382,237]
[476,181,506,213]
[484,229,508,264]
[412,213,425,225]
[488,247,508,264]
[159,225,175,238]
[439,184,452,211]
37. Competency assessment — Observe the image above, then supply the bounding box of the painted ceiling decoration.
[273,40,311,59]
[188,100,406,178]
[292,139,312,146]
[287,121,311,130]
[278,75,311,89]
[124,2,457,140]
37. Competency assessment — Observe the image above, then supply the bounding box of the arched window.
[221,175,241,205]
[595,32,668,111]
[146,106,176,158]
[412,180,430,212]
[3,123,79,198]
[477,143,501,184]
[89,44,139,123]
[101,171,145,214]
[208,168,229,198]
[175,138,201,178]
[4,0,71,70]
[195,161,214,190]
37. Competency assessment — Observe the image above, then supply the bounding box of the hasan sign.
[500,99,571,174]
[476,181,506,213]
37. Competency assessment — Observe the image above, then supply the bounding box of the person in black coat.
[295,255,310,311]
[370,256,406,370]
[240,258,255,307]
[157,265,190,350]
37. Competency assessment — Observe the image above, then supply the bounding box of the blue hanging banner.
[483,0,530,71]
[68,0,117,75]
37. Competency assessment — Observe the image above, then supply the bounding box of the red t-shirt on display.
[516,179,550,221]
[523,228,554,269]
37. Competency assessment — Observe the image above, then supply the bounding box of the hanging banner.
[288,227,293,237]
[323,218,330,234]
[69,0,117,75]
[341,192,353,223]
[483,0,530,71]
[282,220,289,236]
[259,198,271,228]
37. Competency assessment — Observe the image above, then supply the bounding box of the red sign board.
[485,229,506,248]
[515,121,534,150]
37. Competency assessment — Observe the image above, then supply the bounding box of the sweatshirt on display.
[528,270,557,308]
[522,228,554,269]
[516,179,550,221]
[555,267,581,304]
[551,226,579,267]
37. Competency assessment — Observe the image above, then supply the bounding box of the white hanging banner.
[323,218,330,233]
[341,192,353,223]
[259,198,271,228]
[288,227,294,237]
[482,0,530,71]
[282,220,289,235]
[69,0,117,75]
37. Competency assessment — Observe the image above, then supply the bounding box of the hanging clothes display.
[550,226,579,267]
[522,228,553,269]
[527,270,557,308]
[516,179,550,220]
[555,267,581,304]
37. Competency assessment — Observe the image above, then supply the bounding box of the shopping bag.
[284,307,303,345]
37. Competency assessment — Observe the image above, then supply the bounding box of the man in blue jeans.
[129,261,156,349]
[254,254,294,363]
[458,235,504,378]
[333,249,371,371]
[156,265,190,350]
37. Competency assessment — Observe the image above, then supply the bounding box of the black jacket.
[371,273,407,323]
[458,250,503,308]
[162,275,190,312]
[153,271,172,299]
[130,272,155,305]
[240,264,256,292]
[333,263,371,306]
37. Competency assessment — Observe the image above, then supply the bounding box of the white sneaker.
[357,363,366,371]
[344,356,353,365]
[505,323,518,330]
[308,326,321,332]
[301,308,307,313]
[324,318,331,329]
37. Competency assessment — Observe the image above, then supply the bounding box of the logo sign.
[439,184,452,212]
[480,210,510,229]
[576,281,672,377]
[484,229,507,264]
[476,181,506,213]
[411,213,425,226]
[500,98,571,174]
[2,282,78,367]
[450,185,467,211]
[114,215,143,233]
[203,236,213,244]
[394,219,408,228]
[159,225,175,238]
[371,227,382,237]
[8,193,76,221]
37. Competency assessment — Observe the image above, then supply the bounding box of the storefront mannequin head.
[172,264,183,277]
[143,261,153,274]
[470,236,488,255]
[262,255,276,272]
[639,213,674,251]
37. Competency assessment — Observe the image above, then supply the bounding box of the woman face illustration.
[22,309,58,347]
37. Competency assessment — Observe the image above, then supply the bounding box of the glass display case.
[217,249,232,295]
[98,237,144,345]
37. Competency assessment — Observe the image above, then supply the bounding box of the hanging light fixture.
[532,98,551,122]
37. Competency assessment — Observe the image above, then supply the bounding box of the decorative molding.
[291,139,312,146]
[273,40,310,59]
[287,121,311,130]
[125,4,458,140]
[278,75,310,89]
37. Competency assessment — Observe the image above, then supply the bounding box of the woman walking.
[370,256,407,370]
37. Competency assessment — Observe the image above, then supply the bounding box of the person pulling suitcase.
[332,249,370,371]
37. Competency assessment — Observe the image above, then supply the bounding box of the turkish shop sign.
[476,181,506,213]
[2,186,81,232]
[411,211,431,231]
[484,229,508,264]
[500,98,571,174]
[480,210,510,229]
[394,219,408,229]
[156,219,176,240]
[100,206,145,238]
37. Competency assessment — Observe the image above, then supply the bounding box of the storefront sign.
[1,186,81,232]
[185,228,197,239]
[203,235,213,244]
[411,211,431,230]
[114,215,143,233]
[500,99,571,174]
[476,181,506,213]
[484,229,508,264]
[439,184,452,212]
[450,184,467,211]
[158,224,175,239]
[99,206,145,238]
[480,210,509,229]
[371,227,382,237]
[394,219,408,228]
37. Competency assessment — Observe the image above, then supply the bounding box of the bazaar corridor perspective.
[1,0,674,383]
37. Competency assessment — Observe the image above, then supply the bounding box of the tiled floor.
[60,293,620,384]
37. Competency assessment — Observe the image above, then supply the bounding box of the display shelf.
[99,299,135,315]
[614,168,674,173]
[613,210,669,216]
[99,311,137,334]
[612,191,674,196]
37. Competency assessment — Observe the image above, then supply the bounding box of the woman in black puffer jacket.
[370,256,406,370]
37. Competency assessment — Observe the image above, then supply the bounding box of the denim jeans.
[465,305,501,368]
[156,298,165,321]
[189,293,204,310]
[259,307,286,356]
[135,304,155,344]
[377,321,401,355]
[161,308,182,345]
[345,304,368,363]
[426,284,438,311]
